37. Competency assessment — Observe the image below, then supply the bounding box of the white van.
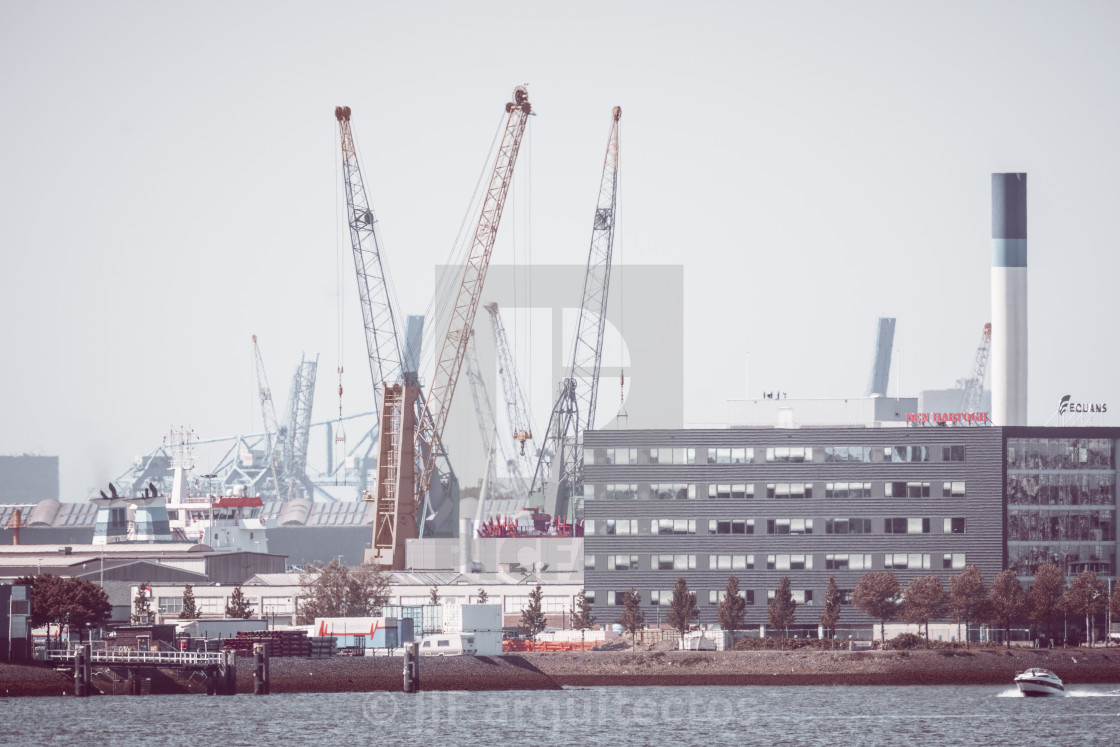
[418,633,477,656]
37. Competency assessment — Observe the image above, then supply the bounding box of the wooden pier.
[48,646,241,696]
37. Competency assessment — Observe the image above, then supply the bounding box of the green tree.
[901,576,946,645]
[1063,571,1107,645]
[718,575,747,643]
[819,576,842,644]
[617,588,645,648]
[852,571,901,644]
[1025,562,1065,642]
[295,559,390,624]
[225,584,253,619]
[519,585,548,647]
[132,582,153,624]
[986,570,1025,649]
[666,577,699,645]
[570,588,596,649]
[16,574,111,641]
[476,588,489,604]
[179,584,199,620]
[767,576,797,644]
[948,565,987,649]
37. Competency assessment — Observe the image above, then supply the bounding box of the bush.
[883,633,925,650]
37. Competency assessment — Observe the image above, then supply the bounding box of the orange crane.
[365,86,532,568]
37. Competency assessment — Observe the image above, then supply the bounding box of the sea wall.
[2,648,1117,697]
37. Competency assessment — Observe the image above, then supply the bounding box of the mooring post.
[205,666,216,696]
[253,643,270,695]
[73,645,88,697]
[402,641,420,693]
[222,649,237,695]
[82,644,92,695]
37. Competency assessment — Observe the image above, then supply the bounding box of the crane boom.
[464,329,527,500]
[960,322,992,413]
[335,106,403,409]
[414,87,532,502]
[484,302,537,470]
[531,106,621,520]
[251,334,284,499]
[365,85,531,568]
[281,355,318,501]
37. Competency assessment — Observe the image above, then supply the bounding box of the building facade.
[583,425,1118,630]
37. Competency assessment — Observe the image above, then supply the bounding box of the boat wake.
[1065,689,1120,697]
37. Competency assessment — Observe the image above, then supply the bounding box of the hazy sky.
[3,1,1118,500]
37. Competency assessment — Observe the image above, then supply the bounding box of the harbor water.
[2,684,1118,746]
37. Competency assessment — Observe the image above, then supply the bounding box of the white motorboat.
[1014,667,1065,697]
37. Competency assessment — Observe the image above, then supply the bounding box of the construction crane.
[464,328,527,501]
[335,106,403,415]
[251,335,284,499]
[865,317,896,397]
[530,105,622,521]
[484,301,538,468]
[280,355,318,500]
[958,322,992,413]
[365,85,532,568]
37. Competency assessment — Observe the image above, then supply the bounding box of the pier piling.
[253,643,270,695]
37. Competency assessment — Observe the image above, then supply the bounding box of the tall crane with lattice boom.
[365,86,532,569]
[484,302,538,474]
[530,105,621,521]
[335,106,403,414]
[464,329,527,501]
[281,355,318,501]
[251,334,284,499]
[958,322,992,414]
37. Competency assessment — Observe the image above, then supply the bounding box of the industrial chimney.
[991,173,1028,426]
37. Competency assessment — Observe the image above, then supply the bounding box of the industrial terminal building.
[582,425,1117,629]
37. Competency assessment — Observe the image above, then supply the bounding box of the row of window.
[589,517,966,537]
[599,481,968,501]
[597,445,968,466]
[1006,511,1115,543]
[593,552,967,572]
[1006,474,1114,507]
[602,589,820,606]
[1006,438,1114,471]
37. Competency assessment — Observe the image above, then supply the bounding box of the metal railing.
[46,648,226,667]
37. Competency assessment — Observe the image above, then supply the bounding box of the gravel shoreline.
[3,649,1117,697]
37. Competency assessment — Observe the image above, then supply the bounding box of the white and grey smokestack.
[991,173,1028,426]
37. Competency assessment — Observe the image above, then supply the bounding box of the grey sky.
[2,1,1118,500]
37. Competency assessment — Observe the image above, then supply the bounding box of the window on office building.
[708,518,754,535]
[887,481,931,498]
[825,518,872,534]
[649,448,697,465]
[884,553,931,570]
[825,482,873,499]
[943,553,966,570]
[603,448,638,465]
[707,483,753,500]
[649,590,675,606]
[652,554,696,571]
[651,519,697,535]
[944,517,966,534]
[768,588,814,605]
[606,591,632,606]
[605,519,639,535]
[157,597,183,615]
[766,482,812,499]
[708,554,753,571]
[708,589,753,605]
[884,517,931,534]
[608,555,640,571]
[766,518,813,535]
[825,554,872,571]
[766,447,813,463]
[824,446,871,463]
[942,481,966,498]
[651,483,697,500]
[766,554,811,571]
[605,483,639,500]
[706,447,752,464]
[942,445,966,462]
[884,446,930,463]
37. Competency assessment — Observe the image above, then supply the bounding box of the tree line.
[605,564,1120,648]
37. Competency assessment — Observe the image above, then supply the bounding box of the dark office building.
[582,426,1117,629]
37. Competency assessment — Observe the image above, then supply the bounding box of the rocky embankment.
[3,648,1118,696]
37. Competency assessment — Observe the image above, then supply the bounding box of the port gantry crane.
[365,86,532,569]
[958,322,992,414]
[530,105,622,522]
[484,301,539,488]
[281,355,319,500]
